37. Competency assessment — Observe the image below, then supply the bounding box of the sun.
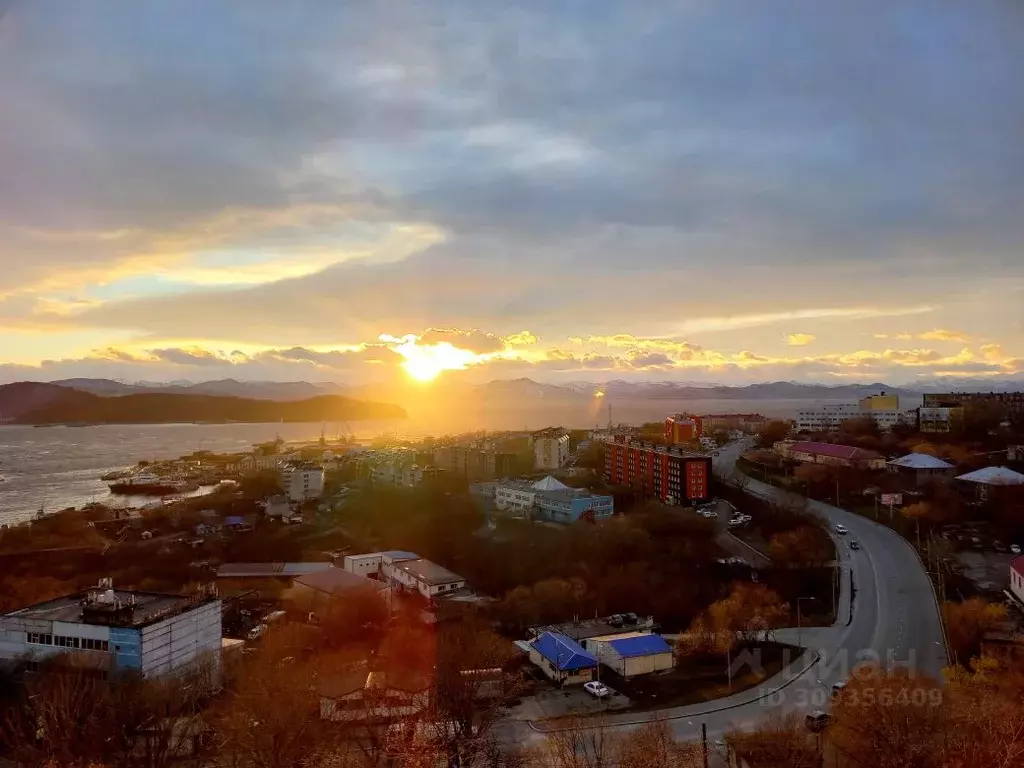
[396,341,479,382]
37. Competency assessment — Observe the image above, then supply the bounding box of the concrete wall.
[344,554,383,577]
[139,600,222,678]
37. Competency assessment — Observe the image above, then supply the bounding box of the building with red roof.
[775,441,885,470]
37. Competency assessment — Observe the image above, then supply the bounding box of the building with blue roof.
[528,631,598,684]
[584,631,674,678]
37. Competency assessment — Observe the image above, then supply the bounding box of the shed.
[589,632,674,677]
[528,631,597,685]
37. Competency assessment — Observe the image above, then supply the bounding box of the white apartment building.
[797,398,903,432]
[533,433,570,470]
[0,580,222,678]
[384,558,467,600]
[281,462,325,501]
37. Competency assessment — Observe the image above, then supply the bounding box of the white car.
[584,681,611,698]
[835,524,848,535]
[1012,544,1021,555]
[701,510,718,519]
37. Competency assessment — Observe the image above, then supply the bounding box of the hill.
[51,377,347,401]
[0,383,405,425]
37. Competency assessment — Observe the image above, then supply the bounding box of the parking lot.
[505,683,632,721]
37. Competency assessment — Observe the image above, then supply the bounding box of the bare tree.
[726,713,822,768]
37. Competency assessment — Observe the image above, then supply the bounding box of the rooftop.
[533,475,570,492]
[382,550,420,561]
[605,633,672,658]
[788,441,881,461]
[531,632,597,671]
[392,558,465,586]
[888,453,955,470]
[216,562,333,578]
[956,466,1024,486]
[293,569,388,595]
[534,615,654,642]
[3,589,214,629]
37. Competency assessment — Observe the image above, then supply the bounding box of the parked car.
[831,681,847,697]
[849,541,860,550]
[246,623,268,641]
[584,681,611,698]
[835,524,848,535]
[1011,544,1021,555]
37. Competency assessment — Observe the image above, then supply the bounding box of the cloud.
[0,0,1023,372]
[785,333,815,347]
[149,347,237,367]
[418,328,506,355]
[503,330,538,346]
[918,329,970,343]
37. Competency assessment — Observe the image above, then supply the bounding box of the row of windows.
[27,633,110,652]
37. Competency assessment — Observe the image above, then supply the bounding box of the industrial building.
[796,392,903,432]
[604,435,711,505]
[0,580,221,678]
[288,568,392,609]
[586,632,674,678]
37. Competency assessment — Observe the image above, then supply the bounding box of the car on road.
[700,509,717,519]
[849,541,860,550]
[835,524,848,535]
[831,681,847,697]
[584,681,611,698]
[1012,544,1022,555]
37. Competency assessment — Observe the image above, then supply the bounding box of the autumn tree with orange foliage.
[768,526,834,566]
[942,598,1007,664]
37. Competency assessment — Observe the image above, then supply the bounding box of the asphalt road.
[495,438,948,751]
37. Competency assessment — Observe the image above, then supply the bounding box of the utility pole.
[702,723,709,768]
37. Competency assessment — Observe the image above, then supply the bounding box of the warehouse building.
[0,579,221,678]
[586,632,674,678]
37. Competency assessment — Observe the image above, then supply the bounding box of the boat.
[107,472,187,496]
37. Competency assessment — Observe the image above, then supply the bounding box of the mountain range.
[0,382,404,425]
[41,375,1024,405]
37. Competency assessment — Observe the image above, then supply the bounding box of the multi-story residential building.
[533,429,570,470]
[923,391,1024,425]
[0,580,222,678]
[400,464,444,488]
[281,461,325,501]
[797,393,903,432]
[664,414,699,443]
[604,435,711,505]
[918,406,965,434]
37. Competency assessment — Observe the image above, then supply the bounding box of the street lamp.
[797,596,818,647]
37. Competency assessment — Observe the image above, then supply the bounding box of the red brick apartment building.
[663,413,768,442]
[604,435,712,505]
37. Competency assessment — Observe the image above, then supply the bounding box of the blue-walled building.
[535,489,615,524]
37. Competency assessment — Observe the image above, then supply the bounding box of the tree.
[768,526,833,566]
[829,664,946,768]
[615,720,700,768]
[757,420,791,449]
[692,582,789,651]
[726,713,822,768]
[942,598,1007,664]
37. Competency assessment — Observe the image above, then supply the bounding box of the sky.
[1,0,1022,387]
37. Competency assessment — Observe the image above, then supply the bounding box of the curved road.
[496,438,947,749]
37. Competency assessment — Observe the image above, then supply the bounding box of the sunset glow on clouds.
[0,2,1022,386]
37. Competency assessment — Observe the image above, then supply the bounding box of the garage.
[592,633,674,677]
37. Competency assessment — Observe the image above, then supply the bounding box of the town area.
[0,389,1023,766]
